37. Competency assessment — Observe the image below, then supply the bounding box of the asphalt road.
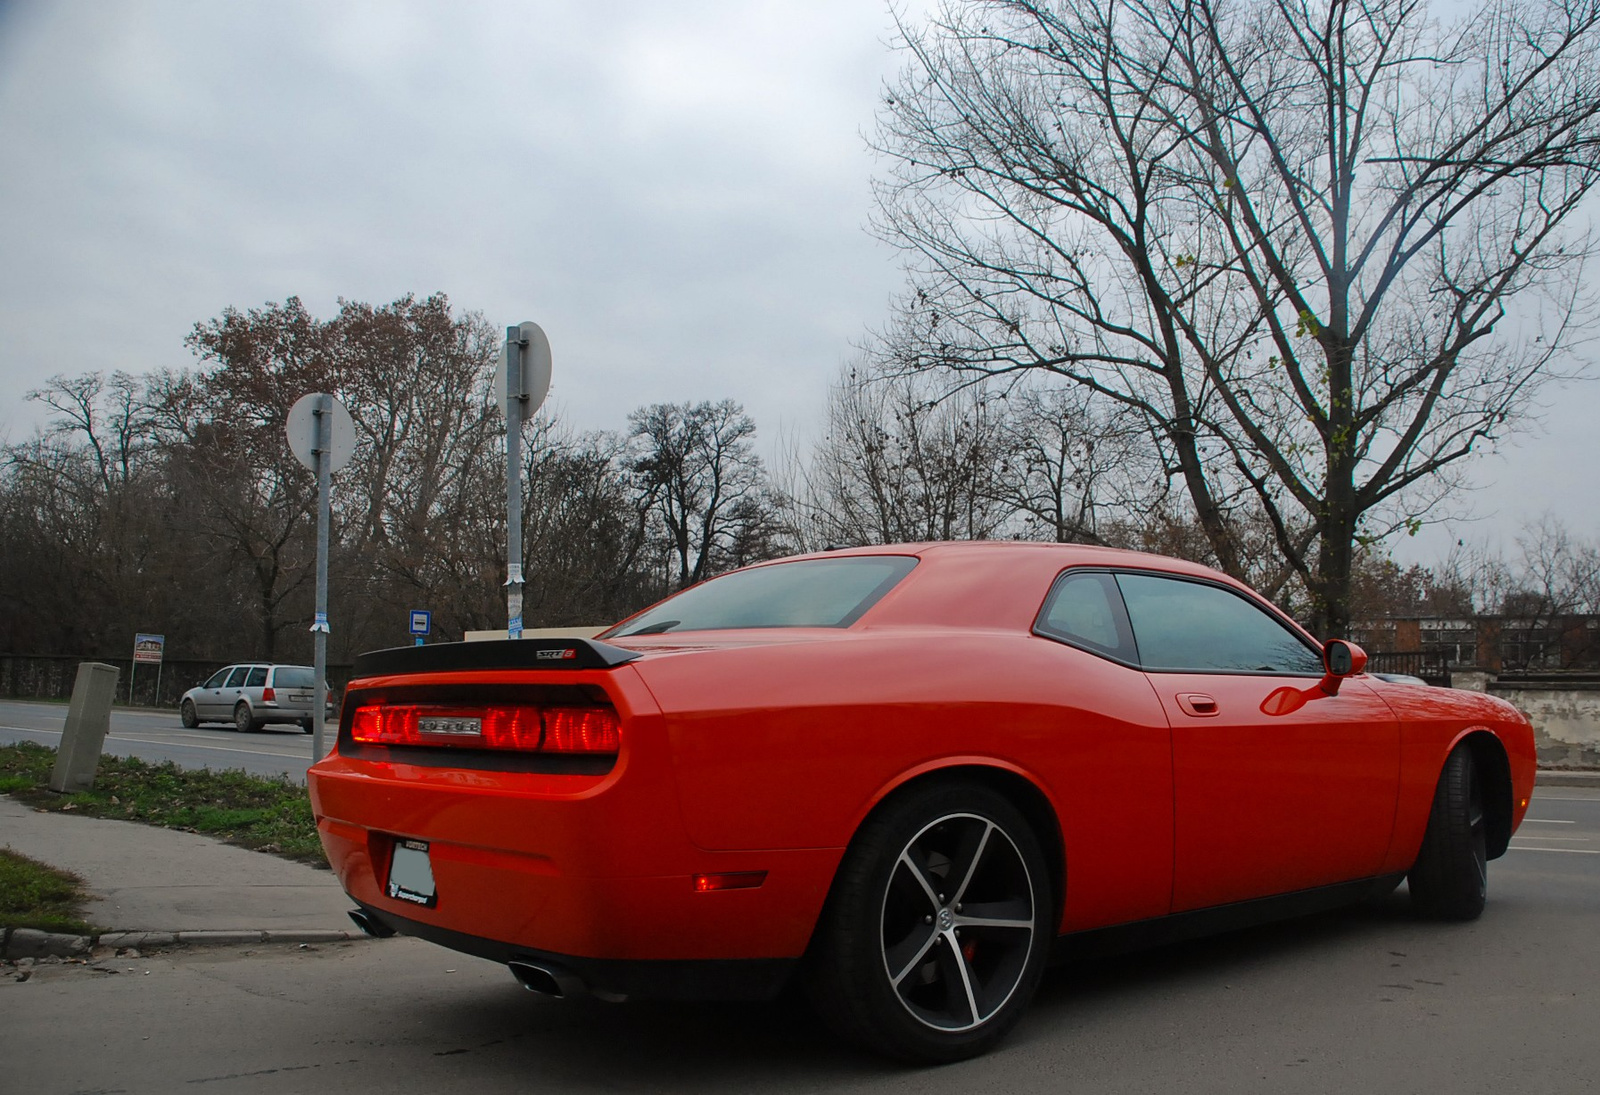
[0,698,325,781]
[3,787,1596,1094]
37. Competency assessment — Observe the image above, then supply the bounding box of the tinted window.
[224,667,250,688]
[245,667,268,687]
[1036,571,1135,660]
[274,667,313,688]
[608,556,917,636]
[1116,573,1323,674]
[203,669,231,688]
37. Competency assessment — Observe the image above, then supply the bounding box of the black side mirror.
[1325,640,1353,676]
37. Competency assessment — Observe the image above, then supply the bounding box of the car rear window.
[245,667,268,687]
[606,555,918,636]
[274,667,313,688]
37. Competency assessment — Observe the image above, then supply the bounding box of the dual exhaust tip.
[508,959,590,999]
[346,908,600,1001]
[346,908,395,938]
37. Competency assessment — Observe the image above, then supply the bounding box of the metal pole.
[505,326,525,640]
[311,394,333,758]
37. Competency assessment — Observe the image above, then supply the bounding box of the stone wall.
[1467,675,1600,769]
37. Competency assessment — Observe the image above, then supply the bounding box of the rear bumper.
[351,899,796,1000]
[309,749,842,972]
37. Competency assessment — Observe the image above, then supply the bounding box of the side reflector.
[693,871,767,893]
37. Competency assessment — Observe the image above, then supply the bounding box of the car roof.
[761,540,1265,633]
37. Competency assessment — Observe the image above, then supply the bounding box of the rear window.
[245,667,268,687]
[606,556,917,637]
[273,667,313,688]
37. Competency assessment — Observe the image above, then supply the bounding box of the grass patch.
[0,848,97,934]
[0,742,324,865]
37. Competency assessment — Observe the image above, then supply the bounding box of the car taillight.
[262,687,276,702]
[350,704,621,754]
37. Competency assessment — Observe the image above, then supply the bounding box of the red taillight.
[262,687,276,702]
[541,706,622,753]
[350,703,620,754]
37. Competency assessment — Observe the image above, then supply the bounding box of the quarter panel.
[636,630,1176,932]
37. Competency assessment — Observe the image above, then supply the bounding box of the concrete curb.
[2,926,368,961]
[1537,769,1600,787]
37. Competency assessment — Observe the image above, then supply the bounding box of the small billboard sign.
[133,634,165,664]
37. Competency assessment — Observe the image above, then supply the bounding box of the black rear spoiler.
[352,638,640,680]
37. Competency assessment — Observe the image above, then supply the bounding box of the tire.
[233,701,256,735]
[1408,744,1487,920]
[300,720,313,735]
[803,781,1051,1064]
[180,700,199,729]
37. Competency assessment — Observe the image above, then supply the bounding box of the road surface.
[0,698,323,781]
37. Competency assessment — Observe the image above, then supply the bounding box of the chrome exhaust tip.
[347,908,395,938]
[508,959,584,998]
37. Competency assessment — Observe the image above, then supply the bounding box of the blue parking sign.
[409,610,431,636]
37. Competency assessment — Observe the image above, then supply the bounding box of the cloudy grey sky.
[0,0,1594,566]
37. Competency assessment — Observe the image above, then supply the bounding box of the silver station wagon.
[179,663,321,733]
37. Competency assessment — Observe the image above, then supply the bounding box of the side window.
[1035,571,1136,661]
[203,668,231,688]
[1115,572,1323,675]
[224,666,250,688]
[245,667,268,687]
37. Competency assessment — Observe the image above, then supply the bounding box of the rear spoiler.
[352,638,641,679]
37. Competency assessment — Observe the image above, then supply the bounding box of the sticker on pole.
[311,610,330,634]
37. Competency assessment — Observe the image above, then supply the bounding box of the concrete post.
[49,662,120,793]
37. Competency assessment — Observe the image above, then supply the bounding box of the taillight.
[350,703,621,754]
[262,687,276,702]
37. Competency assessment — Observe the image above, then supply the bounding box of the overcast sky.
[0,0,1594,567]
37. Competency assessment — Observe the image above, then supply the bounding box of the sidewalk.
[0,796,366,960]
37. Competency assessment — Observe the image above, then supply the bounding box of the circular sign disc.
[286,393,356,472]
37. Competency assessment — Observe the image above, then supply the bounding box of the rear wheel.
[804,781,1051,1063]
[299,720,313,734]
[179,700,199,729]
[1408,744,1487,920]
[233,701,255,735]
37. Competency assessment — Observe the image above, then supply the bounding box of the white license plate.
[386,840,436,907]
[288,693,311,703]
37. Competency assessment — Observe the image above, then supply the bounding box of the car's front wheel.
[180,700,199,729]
[233,701,256,734]
[1408,743,1487,920]
[804,780,1051,1063]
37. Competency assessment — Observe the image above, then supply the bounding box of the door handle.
[1176,693,1219,717]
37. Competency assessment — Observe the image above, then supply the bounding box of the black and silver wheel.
[805,781,1051,1063]
[1408,744,1487,920]
[233,701,256,734]
[180,700,199,729]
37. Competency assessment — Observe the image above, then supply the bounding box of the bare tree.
[802,365,1015,545]
[995,385,1158,545]
[627,400,778,588]
[874,0,1600,635]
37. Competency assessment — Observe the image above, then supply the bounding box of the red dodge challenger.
[308,542,1536,1063]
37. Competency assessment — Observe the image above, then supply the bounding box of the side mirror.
[1319,639,1368,695]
